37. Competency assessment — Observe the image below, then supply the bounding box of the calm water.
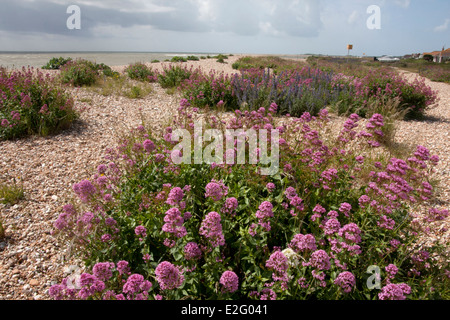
[0,52,225,69]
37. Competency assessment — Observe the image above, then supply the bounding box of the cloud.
[434,18,450,32]
[0,0,324,39]
[394,0,411,8]
[347,10,359,24]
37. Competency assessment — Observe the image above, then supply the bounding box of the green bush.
[181,70,236,109]
[60,59,99,87]
[232,62,241,70]
[330,68,438,120]
[42,57,73,70]
[0,180,24,205]
[171,56,188,63]
[187,56,200,61]
[213,54,228,60]
[127,86,142,99]
[158,65,200,89]
[124,63,157,82]
[0,67,78,139]
[96,63,120,77]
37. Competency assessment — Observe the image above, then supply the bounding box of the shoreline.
[0,52,310,70]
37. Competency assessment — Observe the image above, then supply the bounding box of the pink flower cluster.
[184,242,202,261]
[135,225,147,241]
[289,233,317,253]
[265,251,289,285]
[162,207,187,239]
[155,261,185,290]
[205,179,229,201]
[165,187,185,207]
[283,187,304,216]
[122,274,153,299]
[199,211,225,248]
[73,180,97,203]
[266,182,276,193]
[220,271,239,293]
[304,249,331,271]
[48,260,154,300]
[378,283,411,300]
[334,271,356,293]
[221,197,238,216]
[255,201,274,232]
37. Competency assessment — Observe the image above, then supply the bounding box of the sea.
[0,51,228,69]
[0,52,311,69]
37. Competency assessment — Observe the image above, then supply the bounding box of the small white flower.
[282,248,299,267]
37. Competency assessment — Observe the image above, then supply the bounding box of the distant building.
[403,53,421,59]
[377,55,400,62]
[423,48,450,63]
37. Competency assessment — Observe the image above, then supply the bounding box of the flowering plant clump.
[0,67,78,140]
[180,69,236,110]
[51,100,449,300]
[332,68,438,120]
[59,59,100,87]
[419,65,450,84]
[157,64,202,89]
[42,57,73,70]
[124,62,158,82]
[178,61,437,120]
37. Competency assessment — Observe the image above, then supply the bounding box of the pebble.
[29,279,39,287]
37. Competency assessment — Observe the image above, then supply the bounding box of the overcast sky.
[0,0,448,56]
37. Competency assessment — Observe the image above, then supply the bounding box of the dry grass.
[87,75,153,99]
[0,179,25,205]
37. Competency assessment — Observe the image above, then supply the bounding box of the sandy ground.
[0,55,448,300]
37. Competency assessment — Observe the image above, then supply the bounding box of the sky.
[0,0,449,56]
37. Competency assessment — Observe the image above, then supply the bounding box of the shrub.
[171,56,188,63]
[180,69,236,109]
[213,54,228,60]
[331,69,438,120]
[96,63,120,78]
[151,60,160,63]
[419,66,450,83]
[42,57,72,70]
[157,65,201,89]
[233,56,304,73]
[124,63,158,82]
[0,67,78,140]
[423,55,434,62]
[187,56,200,61]
[88,75,152,99]
[232,62,241,70]
[51,103,449,300]
[0,179,24,205]
[60,59,99,87]
[231,67,347,116]
[359,97,409,150]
